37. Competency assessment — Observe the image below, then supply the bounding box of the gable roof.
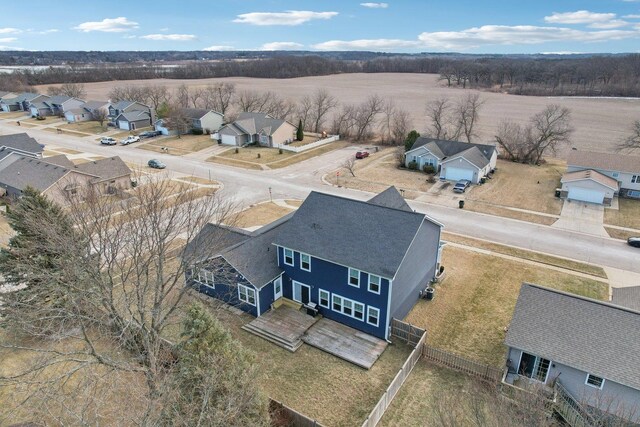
[13,92,43,103]
[46,95,75,105]
[561,169,619,190]
[82,100,110,110]
[73,156,131,182]
[441,146,490,169]
[567,150,640,174]
[408,137,497,164]
[223,112,293,137]
[0,157,70,192]
[42,155,75,169]
[111,100,149,111]
[0,133,43,155]
[505,283,640,391]
[367,186,413,212]
[273,191,438,278]
[181,108,221,120]
[116,110,150,122]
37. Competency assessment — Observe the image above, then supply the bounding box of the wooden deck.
[302,318,388,369]
[242,305,318,352]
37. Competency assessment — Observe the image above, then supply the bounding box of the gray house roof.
[0,157,70,192]
[82,100,110,111]
[506,283,640,391]
[367,186,413,212]
[0,133,43,155]
[273,191,436,278]
[46,95,74,105]
[221,112,293,138]
[408,137,497,167]
[182,108,221,120]
[442,146,491,169]
[612,286,640,312]
[43,155,75,169]
[568,150,640,175]
[73,156,131,182]
[116,111,150,123]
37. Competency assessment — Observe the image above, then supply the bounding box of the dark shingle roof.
[46,95,74,105]
[0,157,70,192]
[273,191,433,278]
[117,111,150,122]
[367,186,413,212]
[43,155,75,169]
[73,156,131,181]
[181,108,218,120]
[228,112,293,137]
[506,283,640,391]
[0,133,43,155]
[612,287,640,312]
[82,100,110,110]
[568,151,640,174]
[409,137,497,164]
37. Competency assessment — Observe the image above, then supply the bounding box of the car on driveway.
[453,179,471,193]
[139,130,162,139]
[355,151,370,159]
[100,137,116,145]
[148,159,166,169]
[628,237,640,248]
[120,135,141,145]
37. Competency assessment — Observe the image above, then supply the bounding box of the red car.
[355,151,370,159]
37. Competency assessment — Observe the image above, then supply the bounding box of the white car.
[120,135,140,145]
[100,137,116,145]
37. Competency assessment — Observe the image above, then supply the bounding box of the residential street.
[1,122,638,274]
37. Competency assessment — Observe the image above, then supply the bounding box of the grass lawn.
[405,245,608,367]
[47,147,81,155]
[42,127,91,137]
[605,198,640,230]
[108,127,153,140]
[139,134,215,156]
[284,199,303,207]
[231,202,294,228]
[59,121,108,135]
[606,227,637,240]
[175,176,219,185]
[287,134,321,147]
[0,111,30,119]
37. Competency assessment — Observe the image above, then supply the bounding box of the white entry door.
[274,277,283,301]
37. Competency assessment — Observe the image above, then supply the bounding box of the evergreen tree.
[296,119,304,141]
[404,130,420,152]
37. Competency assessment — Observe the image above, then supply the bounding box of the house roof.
[13,92,43,103]
[0,156,70,192]
[117,111,150,122]
[367,186,413,212]
[73,156,131,182]
[568,150,640,174]
[441,146,491,169]
[82,100,110,110]
[273,191,437,279]
[181,108,221,120]
[43,155,75,169]
[408,137,497,167]
[612,287,640,312]
[66,108,86,115]
[46,95,74,105]
[222,112,293,137]
[505,283,640,391]
[0,133,43,155]
[112,100,149,111]
[561,169,619,190]
[30,101,49,110]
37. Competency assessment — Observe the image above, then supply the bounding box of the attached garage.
[444,166,474,182]
[561,169,618,206]
[221,134,239,146]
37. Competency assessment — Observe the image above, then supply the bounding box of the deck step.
[242,323,302,352]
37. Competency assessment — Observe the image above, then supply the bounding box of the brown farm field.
[36,73,640,157]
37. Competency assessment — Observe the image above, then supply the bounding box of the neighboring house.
[217,112,296,147]
[155,108,224,135]
[64,108,92,123]
[29,101,52,117]
[185,187,444,340]
[1,92,48,112]
[404,137,498,184]
[115,110,153,131]
[566,150,640,200]
[108,100,154,123]
[0,133,43,158]
[73,156,132,194]
[505,283,640,423]
[46,95,85,116]
[560,170,619,206]
[65,100,111,123]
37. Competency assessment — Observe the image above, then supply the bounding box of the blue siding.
[259,279,277,315]
[278,246,389,339]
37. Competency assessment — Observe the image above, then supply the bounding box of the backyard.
[404,245,608,367]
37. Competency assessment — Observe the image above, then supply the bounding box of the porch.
[242,304,318,352]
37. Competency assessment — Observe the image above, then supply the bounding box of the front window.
[319,289,330,308]
[367,306,380,327]
[354,302,364,320]
[368,275,381,294]
[283,248,294,266]
[300,253,311,271]
[586,374,605,389]
[332,295,343,312]
[348,268,360,287]
[238,284,256,306]
[343,299,353,316]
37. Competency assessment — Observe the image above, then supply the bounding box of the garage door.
[221,134,237,146]
[567,187,605,204]
[118,120,129,130]
[445,167,474,182]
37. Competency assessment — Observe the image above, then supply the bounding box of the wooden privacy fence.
[269,399,325,427]
[421,345,503,382]
[390,318,425,347]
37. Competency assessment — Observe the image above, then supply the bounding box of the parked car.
[120,135,141,145]
[100,137,116,145]
[628,237,640,248]
[453,179,471,193]
[139,130,162,139]
[355,151,370,159]
[148,159,166,169]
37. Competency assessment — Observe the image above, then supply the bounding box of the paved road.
[2,122,639,274]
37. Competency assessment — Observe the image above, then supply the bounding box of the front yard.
[605,197,640,234]
[405,245,608,367]
[139,134,216,155]
[59,120,108,134]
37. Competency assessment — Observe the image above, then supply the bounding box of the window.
[192,267,214,289]
[354,302,365,320]
[343,299,353,316]
[348,268,360,288]
[613,172,619,178]
[586,374,605,389]
[319,289,330,308]
[532,357,550,382]
[283,248,294,266]
[368,275,381,294]
[238,284,256,306]
[332,295,343,312]
[300,253,311,271]
[633,175,640,184]
[367,306,380,327]
[331,293,366,321]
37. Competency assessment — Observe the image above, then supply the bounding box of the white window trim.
[238,284,256,306]
[300,252,311,272]
[585,374,605,390]
[331,292,366,321]
[318,289,330,308]
[368,274,381,295]
[292,281,310,304]
[348,268,360,288]
[283,248,294,266]
[192,267,215,289]
[367,306,380,327]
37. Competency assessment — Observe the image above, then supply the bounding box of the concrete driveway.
[552,199,608,237]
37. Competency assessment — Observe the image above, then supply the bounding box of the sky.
[2,0,640,53]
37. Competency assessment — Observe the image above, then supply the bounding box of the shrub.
[36,116,45,121]
[423,164,436,174]
[191,128,204,135]
[279,148,283,154]
[408,160,418,170]
[427,175,437,184]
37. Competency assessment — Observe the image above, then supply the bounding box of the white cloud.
[0,28,21,34]
[234,10,338,26]
[544,10,616,25]
[0,38,17,43]
[140,34,197,41]
[73,17,139,33]
[202,45,235,51]
[37,29,59,34]
[623,14,640,19]
[313,38,420,51]
[588,19,629,29]
[261,41,304,50]
[360,3,389,8]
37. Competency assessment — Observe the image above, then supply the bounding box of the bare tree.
[47,83,86,99]
[391,108,411,146]
[189,87,204,109]
[458,93,484,143]
[353,94,384,141]
[144,85,171,111]
[309,89,338,133]
[165,104,191,137]
[108,85,150,104]
[175,84,190,108]
[378,99,396,145]
[618,119,640,152]
[297,95,313,131]
[425,97,462,141]
[91,107,108,128]
[331,104,357,138]
[343,157,357,177]
[201,83,235,116]
[236,90,270,113]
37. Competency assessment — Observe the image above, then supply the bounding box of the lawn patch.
[232,202,294,228]
[605,198,640,230]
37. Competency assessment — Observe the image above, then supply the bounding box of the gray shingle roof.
[273,191,433,278]
[117,111,150,122]
[505,283,640,391]
[181,108,219,120]
[112,100,136,110]
[367,186,413,212]
[0,157,70,192]
[43,155,75,169]
[612,287,640,312]
[442,146,491,169]
[0,133,43,155]
[568,150,640,174]
[46,95,74,105]
[409,137,497,165]
[228,112,293,137]
[82,100,110,110]
[73,156,131,182]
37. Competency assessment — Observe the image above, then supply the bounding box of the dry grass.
[604,198,640,230]
[463,203,558,225]
[0,111,30,119]
[23,116,63,124]
[139,134,215,156]
[231,202,294,228]
[59,121,108,135]
[606,227,638,240]
[287,134,321,147]
[442,232,607,278]
[404,245,608,367]
[284,199,303,207]
[42,127,91,137]
[49,147,81,155]
[176,176,219,185]
[467,159,565,215]
[216,146,295,164]
[0,212,14,248]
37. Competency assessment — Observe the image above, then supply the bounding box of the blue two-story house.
[185,187,443,341]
